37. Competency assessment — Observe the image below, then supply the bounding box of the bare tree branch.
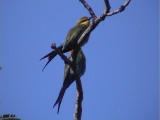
[78,0,131,48]
[79,0,97,20]
[73,1,131,120]
[104,0,111,13]
[51,43,72,65]
[107,0,131,16]
[74,82,83,120]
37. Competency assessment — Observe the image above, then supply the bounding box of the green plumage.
[40,16,90,71]
[40,16,90,114]
[53,49,86,114]
[62,23,89,52]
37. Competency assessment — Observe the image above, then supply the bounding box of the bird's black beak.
[88,17,92,20]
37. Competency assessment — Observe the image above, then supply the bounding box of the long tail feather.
[40,45,64,71]
[53,86,66,114]
[40,50,57,71]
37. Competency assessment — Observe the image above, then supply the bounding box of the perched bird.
[40,16,91,71]
[53,49,86,114]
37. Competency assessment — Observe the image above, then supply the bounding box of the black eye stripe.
[81,19,88,23]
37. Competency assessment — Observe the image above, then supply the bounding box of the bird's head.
[77,16,91,26]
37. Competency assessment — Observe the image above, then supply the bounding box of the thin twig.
[107,0,131,16]
[104,0,111,13]
[79,0,97,21]
[51,43,72,65]
[78,0,131,48]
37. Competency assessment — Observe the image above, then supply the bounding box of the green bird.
[40,16,91,71]
[53,49,86,114]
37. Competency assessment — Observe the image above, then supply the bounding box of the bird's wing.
[63,25,87,51]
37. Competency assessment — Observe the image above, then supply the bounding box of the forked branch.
[74,0,131,120]
[79,0,97,20]
[77,0,131,49]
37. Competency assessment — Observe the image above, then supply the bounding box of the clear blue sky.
[0,0,159,120]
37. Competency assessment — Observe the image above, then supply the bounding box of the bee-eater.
[40,16,91,71]
[53,49,86,114]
